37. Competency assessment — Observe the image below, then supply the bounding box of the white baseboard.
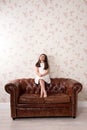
[0,101,87,109]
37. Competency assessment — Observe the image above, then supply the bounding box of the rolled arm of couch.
[66,79,83,96]
[5,79,21,101]
[65,79,83,118]
[5,79,23,118]
[5,78,31,98]
[5,83,18,94]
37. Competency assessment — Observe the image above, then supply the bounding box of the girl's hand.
[38,73,42,77]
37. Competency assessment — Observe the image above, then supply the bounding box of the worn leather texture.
[5,78,82,119]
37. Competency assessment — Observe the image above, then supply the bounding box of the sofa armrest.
[5,79,22,118]
[66,79,83,96]
[65,78,83,117]
[5,78,34,100]
[5,79,21,103]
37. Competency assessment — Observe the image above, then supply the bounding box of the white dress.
[35,63,51,84]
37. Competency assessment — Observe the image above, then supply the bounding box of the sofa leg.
[12,118,15,120]
[73,116,76,118]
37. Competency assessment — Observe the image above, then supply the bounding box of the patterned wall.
[0,0,87,102]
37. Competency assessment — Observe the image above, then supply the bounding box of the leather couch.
[5,78,82,119]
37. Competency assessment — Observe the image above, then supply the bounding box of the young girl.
[35,54,51,98]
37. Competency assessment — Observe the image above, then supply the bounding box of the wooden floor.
[0,102,87,130]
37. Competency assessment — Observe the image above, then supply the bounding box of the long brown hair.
[35,54,49,70]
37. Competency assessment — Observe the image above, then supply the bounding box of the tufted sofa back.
[18,78,68,95]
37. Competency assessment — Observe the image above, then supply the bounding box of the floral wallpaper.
[0,0,87,102]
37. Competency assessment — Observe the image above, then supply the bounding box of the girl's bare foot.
[40,95,43,98]
[40,90,43,98]
[44,93,47,98]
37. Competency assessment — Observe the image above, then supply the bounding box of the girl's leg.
[40,88,44,98]
[39,79,47,98]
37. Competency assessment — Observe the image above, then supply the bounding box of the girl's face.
[39,55,45,62]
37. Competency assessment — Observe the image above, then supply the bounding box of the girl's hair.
[35,54,49,70]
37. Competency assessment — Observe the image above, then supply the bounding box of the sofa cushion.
[44,94,70,103]
[19,94,45,104]
[19,93,70,104]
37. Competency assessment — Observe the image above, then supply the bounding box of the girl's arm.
[41,69,49,76]
[35,67,42,77]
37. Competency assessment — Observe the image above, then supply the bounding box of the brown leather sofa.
[5,78,82,119]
